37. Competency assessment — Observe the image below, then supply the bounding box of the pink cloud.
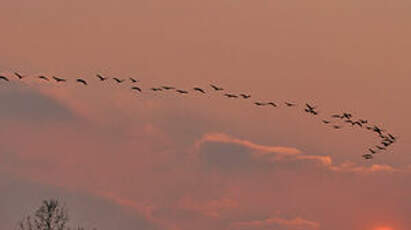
[177,196,238,218]
[229,215,320,230]
[196,132,302,156]
[330,162,402,174]
[195,132,406,176]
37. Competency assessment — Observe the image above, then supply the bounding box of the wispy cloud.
[229,215,320,230]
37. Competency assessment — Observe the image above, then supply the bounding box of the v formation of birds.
[0,72,398,160]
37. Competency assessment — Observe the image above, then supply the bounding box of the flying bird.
[353,121,363,127]
[331,114,342,118]
[113,77,125,83]
[193,87,206,94]
[369,148,376,154]
[359,119,368,124]
[176,89,188,94]
[255,102,266,106]
[14,72,25,79]
[38,76,49,81]
[305,103,316,110]
[362,154,373,160]
[129,77,138,83]
[0,76,9,82]
[151,87,163,91]
[342,113,353,119]
[96,74,108,81]
[210,84,224,91]
[388,133,397,142]
[131,86,142,92]
[381,141,392,147]
[333,125,342,129]
[52,76,66,82]
[345,120,355,125]
[304,104,318,115]
[382,137,394,144]
[379,133,388,139]
[162,86,175,90]
[267,102,277,107]
[224,93,238,98]
[240,94,251,99]
[322,120,331,124]
[76,78,88,85]
[375,145,386,151]
[371,125,385,135]
[285,102,296,107]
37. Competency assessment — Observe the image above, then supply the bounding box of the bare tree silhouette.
[17,199,96,230]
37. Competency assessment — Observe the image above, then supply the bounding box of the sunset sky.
[1,1,411,230]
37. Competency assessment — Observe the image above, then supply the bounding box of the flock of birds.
[0,72,398,160]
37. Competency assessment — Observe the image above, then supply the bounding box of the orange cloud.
[330,162,401,174]
[196,132,301,156]
[195,132,331,167]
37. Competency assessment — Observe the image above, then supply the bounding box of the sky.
[0,1,410,230]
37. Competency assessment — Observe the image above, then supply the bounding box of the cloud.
[195,133,330,172]
[0,85,75,122]
[177,196,238,218]
[330,162,401,174]
[229,215,320,230]
[195,132,405,176]
[197,133,301,157]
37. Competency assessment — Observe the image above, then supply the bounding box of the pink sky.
[1,1,410,230]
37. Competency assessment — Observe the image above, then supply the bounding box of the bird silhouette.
[331,114,342,118]
[76,78,88,85]
[305,103,315,110]
[383,137,394,144]
[52,76,66,82]
[131,86,142,92]
[38,76,49,81]
[151,87,162,91]
[375,145,386,151]
[129,77,138,83]
[342,113,352,119]
[304,104,318,115]
[0,75,9,82]
[254,102,266,106]
[359,119,368,124]
[285,102,296,107]
[370,125,384,135]
[14,72,24,79]
[322,120,331,124]
[333,125,342,129]
[210,84,224,91]
[162,86,175,90]
[193,87,206,94]
[97,74,108,81]
[176,89,188,94]
[345,120,355,125]
[362,154,373,160]
[224,93,238,98]
[353,121,363,127]
[267,102,277,107]
[379,133,388,139]
[388,133,397,142]
[113,77,125,83]
[240,94,251,99]
[381,141,392,147]
[369,148,376,154]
